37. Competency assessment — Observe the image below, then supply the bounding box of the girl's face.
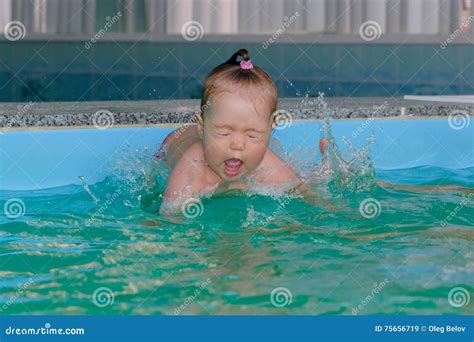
[198,91,274,181]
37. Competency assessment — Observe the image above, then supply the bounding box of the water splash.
[78,176,99,204]
[107,145,170,214]
[97,92,379,216]
[312,93,377,195]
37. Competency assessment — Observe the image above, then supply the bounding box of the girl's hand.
[319,137,327,161]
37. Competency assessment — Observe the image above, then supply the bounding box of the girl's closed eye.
[246,130,264,141]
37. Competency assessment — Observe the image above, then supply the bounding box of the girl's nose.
[230,134,245,151]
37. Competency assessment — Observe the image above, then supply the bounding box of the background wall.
[0,0,473,102]
[1,0,472,36]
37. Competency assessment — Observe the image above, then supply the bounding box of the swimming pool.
[0,118,473,315]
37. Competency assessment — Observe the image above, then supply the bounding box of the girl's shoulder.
[253,148,302,188]
[173,141,208,175]
[163,142,211,202]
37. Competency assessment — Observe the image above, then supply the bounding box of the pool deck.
[1,97,473,129]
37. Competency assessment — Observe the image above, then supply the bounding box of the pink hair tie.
[240,59,253,70]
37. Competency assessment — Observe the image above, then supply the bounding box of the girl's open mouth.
[224,158,243,177]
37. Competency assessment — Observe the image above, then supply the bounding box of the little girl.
[158,49,322,213]
[155,49,469,216]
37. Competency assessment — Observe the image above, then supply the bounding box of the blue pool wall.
[1,118,473,190]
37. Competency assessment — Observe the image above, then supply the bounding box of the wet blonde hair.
[199,49,277,120]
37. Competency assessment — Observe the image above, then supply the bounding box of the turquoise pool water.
[0,119,473,315]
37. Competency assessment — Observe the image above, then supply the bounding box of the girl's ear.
[195,111,204,139]
[271,111,277,130]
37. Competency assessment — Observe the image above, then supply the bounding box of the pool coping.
[3,115,473,133]
[1,97,472,130]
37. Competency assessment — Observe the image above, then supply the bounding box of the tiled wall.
[0,41,472,102]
